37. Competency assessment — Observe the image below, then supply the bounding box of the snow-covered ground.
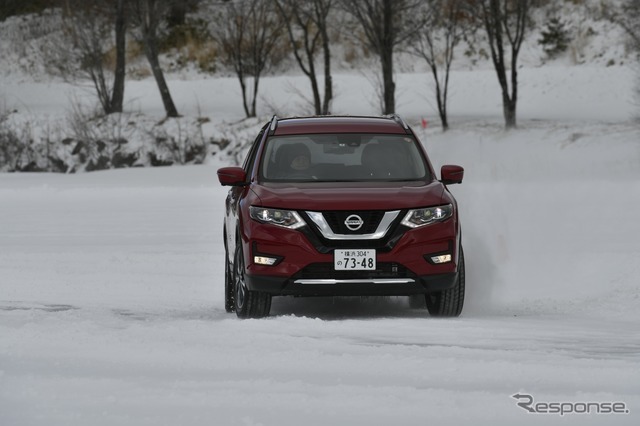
[2,6,640,418]
[2,66,639,425]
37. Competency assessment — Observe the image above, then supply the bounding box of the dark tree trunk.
[381,49,395,115]
[110,0,126,113]
[502,69,518,128]
[321,21,332,115]
[503,99,517,129]
[507,49,519,129]
[431,64,449,131]
[167,1,187,27]
[238,72,251,118]
[381,0,395,114]
[131,0,179,118]
[251,76,260,117]
[144,35,179,117]
[304,30,322,115]
[309,71,322,115]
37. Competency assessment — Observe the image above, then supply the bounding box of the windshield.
[260,133,429,182]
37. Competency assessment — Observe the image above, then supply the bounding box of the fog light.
[430,254,452,264]
[254,256,278,266]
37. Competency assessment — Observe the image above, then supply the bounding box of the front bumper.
[241,216,460,297]
[244,270,459,296]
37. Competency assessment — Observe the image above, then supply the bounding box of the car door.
[225,124,267,259]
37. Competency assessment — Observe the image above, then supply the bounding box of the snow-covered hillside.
[0,0,637,174]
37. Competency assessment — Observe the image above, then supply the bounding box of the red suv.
[218,115,465,318]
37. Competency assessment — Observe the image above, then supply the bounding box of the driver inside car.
[276,143,312,177]
[290,150,310,171]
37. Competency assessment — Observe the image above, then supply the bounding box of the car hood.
[251,181,445,211]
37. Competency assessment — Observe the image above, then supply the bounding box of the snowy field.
[2,64,640,425]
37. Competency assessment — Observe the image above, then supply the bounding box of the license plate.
[334,249,376,270]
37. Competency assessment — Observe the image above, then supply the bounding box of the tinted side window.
[242,124,268,176]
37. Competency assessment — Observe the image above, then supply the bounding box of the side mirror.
[441,165,464,185]
[217,167,247,186]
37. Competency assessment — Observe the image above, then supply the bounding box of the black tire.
[224,247,234,313]
[426,247,465,317]
[233,244,272,319]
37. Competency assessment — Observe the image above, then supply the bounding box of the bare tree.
[341,0,423,115]
[620,1,640,48]
[467,0,534,129]
[614,0,640,119]
[42,0,126,115]
[111,0,126,113]
[130,0,179,118]
[66,9,113,113]
[214,0,284,118]
[599,0,640,50]
[595,0,640,118]
[411,0,470,131]
[275,0,334,115]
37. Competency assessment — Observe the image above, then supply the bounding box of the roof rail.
[269,115,278,134]
[384,114,410,131]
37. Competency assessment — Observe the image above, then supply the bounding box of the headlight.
[249,206,305,229]
[401,204,453,228]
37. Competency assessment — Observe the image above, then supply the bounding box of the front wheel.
[426,247,465,317]
[233,244,272,319]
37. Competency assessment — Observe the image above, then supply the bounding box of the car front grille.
[298,209,407,253]
[322,210,385,235]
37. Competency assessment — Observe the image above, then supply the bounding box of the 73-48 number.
[334,249,376,270]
